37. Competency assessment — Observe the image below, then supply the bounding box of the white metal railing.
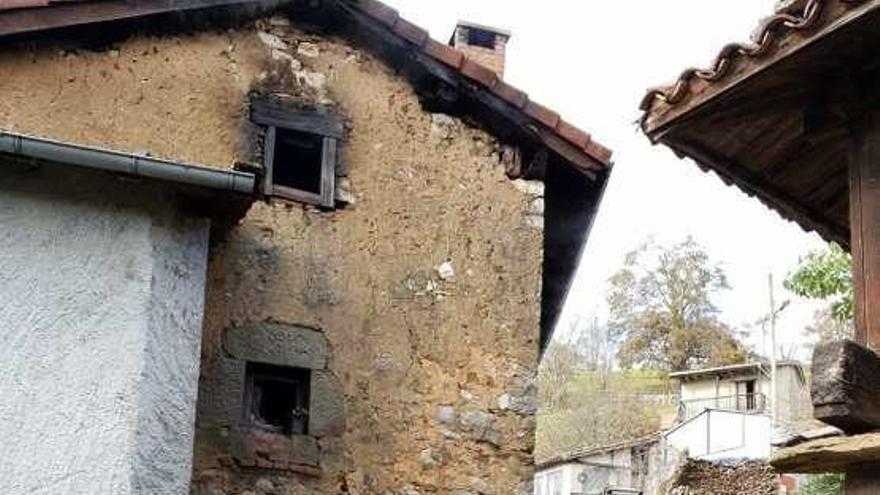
[677,393,768,421]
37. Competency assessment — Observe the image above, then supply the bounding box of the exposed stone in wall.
[512,180,545,231]
[0,14,544,495]
[197,322,343,475]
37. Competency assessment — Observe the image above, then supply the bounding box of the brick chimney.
[449,21,511,78]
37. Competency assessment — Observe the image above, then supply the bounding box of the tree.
[805,307,853,344]
[607,238,746,371]
[785,243,853,325]
[538,342,584,410]
[798,473,844,495]
[573,314,613,373]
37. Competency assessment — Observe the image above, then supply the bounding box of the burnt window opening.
[245,362,310,436]
[251,100,343,208]
[272,128,324,195]
[467,29,497,49]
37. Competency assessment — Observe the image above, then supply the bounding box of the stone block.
[224,323,328,370]
[199,358,247,426]
[232,427,320,468]
[309,371,346,437]
[459,411,503,447]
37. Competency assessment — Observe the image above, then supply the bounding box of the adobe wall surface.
[0,164,210,494]
[0,15,544,495]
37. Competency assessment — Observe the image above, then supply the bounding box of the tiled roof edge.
[348,0,613,169]
[638,0,869,132]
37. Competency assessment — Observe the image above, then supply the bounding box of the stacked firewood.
[662,460,778,495]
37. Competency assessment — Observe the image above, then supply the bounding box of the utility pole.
[769,273,778,428]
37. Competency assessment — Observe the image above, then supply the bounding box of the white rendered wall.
[0,166,210,494]
[666,410,771,461]
[534,464,576,495]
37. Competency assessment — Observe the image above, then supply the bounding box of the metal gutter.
[0,130,256,195]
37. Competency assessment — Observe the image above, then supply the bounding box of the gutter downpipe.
[0,131,256,195]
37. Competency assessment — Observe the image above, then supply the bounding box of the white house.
[664,362,809,462]
[534,435,680,495]
[664,409,772,461]
[669,362,808,428]
[534,362,809,495]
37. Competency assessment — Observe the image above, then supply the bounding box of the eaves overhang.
[639,0,880,247]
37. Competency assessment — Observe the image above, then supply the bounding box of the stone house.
[0,1,612,494]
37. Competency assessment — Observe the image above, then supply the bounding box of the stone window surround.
[209,322,344,474]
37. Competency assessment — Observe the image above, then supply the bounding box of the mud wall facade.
[0,15,544,495]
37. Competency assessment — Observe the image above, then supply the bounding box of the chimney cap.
[454,20,512,39]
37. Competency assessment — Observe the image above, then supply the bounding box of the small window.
[245,362,310,436]
[467,29,497,49]
[251,101,343,208]
[273,128,325,195]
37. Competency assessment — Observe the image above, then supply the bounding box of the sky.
[382,0,829,361]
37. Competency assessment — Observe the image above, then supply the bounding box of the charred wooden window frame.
[252,101,343,208]
[244,361,311,436]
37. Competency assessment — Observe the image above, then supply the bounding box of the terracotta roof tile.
[0,0,47,10]
[584,139,613,166]
[0,0,98,10]
[349,0,611,169]
[557,120,591,149]
[639,0,867,131]
[491,81,529,109]
[355,0,398,27]
[524,101,560,129]
[460,58,499,88]
[391,17,428,46]
[423,39,464,69]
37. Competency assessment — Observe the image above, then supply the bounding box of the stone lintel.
[223,322,328,370]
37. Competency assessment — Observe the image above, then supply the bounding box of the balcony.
[676,393,768,422]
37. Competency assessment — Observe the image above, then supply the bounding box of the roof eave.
[641,0,880,139]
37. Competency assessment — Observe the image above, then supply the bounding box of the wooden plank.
[251,101,344,139]
[812,340,880,433]
[847,109,880,348]
[665,137,850,246]
[846,464,880,494]
[272,184,322,206]
[319,137,337,209]
[262,126,277,197]
[770,432,880,473]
